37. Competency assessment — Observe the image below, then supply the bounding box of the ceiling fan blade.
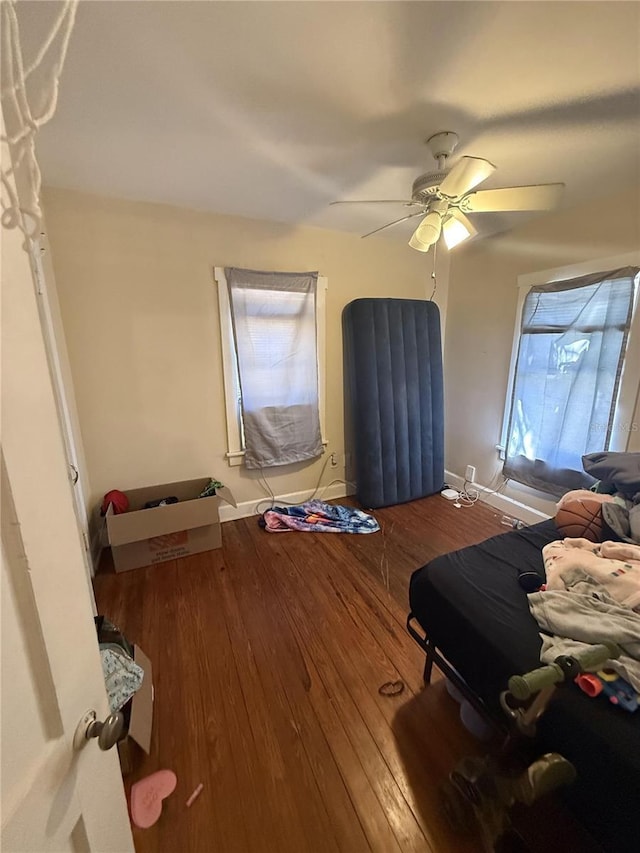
[438,156,496,199]
[330,199,420,206]
[463,183,564,212]
[361,210,426,239]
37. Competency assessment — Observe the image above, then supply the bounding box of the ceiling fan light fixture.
[408,231,431,252]
[442,215,471,249]
[330,131,564,251]
[416,210,442,240]
[409,211,442,252]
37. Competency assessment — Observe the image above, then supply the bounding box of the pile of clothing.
[528,452,640,700]
[95,616,144,713]
[529,537,640,692]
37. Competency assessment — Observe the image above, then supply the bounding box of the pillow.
[582,452,640,499]
[602,502,640,545]
[556,489,614,510]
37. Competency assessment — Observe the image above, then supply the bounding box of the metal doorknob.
[74,709,124,751]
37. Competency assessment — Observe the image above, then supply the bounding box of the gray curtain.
[503,266,638,497]
[226,267,322,469]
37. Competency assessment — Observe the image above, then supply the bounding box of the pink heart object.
[130,769,177,829]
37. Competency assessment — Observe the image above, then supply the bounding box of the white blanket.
[543,537,640,611]
[528,538,640,691]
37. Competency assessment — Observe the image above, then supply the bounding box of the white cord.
[317,477,358,499]
[1,0,78,244]
[454,479,480,508]
[254,456,357,515]
[473,474,510,499]
[453,468,510,508]
[487,477,510,497]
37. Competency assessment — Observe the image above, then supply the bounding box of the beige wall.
[43,187,448,512]
[444,187,640,515]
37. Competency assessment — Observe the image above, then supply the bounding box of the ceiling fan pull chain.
[429,241,437,301]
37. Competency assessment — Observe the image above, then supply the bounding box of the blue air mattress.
[343,298,444,508]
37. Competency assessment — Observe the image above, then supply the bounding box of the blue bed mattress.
[343,298,444,508]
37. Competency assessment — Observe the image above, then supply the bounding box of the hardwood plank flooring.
[93,496,584,852]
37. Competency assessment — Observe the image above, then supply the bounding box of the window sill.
[225,439,329,467]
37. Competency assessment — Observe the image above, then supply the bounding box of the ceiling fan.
[330,131,564,252]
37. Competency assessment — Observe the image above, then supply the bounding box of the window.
[215,267,327,467]
[501,258,639,497]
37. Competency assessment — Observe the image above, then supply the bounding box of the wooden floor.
[93,496,580,852]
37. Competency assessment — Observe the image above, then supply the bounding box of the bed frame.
[407,612,508,735]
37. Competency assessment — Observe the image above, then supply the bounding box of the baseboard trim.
[444,469,550,525]
[218,483,354,523]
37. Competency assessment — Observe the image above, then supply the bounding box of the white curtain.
[226,267,322,469]
[503,267,638,496]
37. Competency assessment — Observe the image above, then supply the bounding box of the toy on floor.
[440,643,620,851]
[130,769,177,829]
[185,782,204,808]
[441,751,576,852]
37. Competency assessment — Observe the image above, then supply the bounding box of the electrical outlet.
[330,452,338,468]
[465,464,476,482]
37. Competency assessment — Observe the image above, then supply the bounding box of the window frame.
[499,251,640,463]
[214,266,328,466]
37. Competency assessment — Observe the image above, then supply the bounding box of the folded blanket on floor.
[261,499,379,534]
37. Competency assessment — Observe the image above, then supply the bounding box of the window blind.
[226,267,322,469]
[503,266,638,496]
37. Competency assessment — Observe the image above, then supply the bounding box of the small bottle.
[501,515,525,529]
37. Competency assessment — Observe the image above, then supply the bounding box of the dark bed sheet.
[410,520,561,704]
[409,520,640,851]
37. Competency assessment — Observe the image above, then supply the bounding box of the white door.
[30,227,96,593]
[1,169,134,849]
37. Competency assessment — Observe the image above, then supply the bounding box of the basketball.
[555,498,604,542]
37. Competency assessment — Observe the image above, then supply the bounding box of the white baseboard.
[218,482,354,523]
[444,469,550,525]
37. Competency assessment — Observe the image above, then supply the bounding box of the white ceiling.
[18,1,640,242]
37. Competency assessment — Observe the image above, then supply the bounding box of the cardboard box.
[104,478,236,572]
[118,645,153,775]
